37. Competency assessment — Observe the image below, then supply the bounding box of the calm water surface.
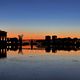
[0,47,80,80]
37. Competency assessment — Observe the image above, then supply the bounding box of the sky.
[0,0,80,39]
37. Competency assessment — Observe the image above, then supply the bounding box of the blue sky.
[0,0,80,38]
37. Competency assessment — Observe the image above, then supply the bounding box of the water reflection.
[45,46,80,53]
[0,48,7,58]
[0,44,80,59]
[0,45,80,80]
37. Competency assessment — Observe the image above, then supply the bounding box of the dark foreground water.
[0,47,80,80]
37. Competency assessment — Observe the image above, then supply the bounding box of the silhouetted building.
[0,30,7,48]
[0,30,7,58]
[45,36,51,40]
[45,36,51,46]
[0,30,7,40]
[7,37,19,51]
[52,35,57,40]
[52,35,57,45]
[7,37,18,45]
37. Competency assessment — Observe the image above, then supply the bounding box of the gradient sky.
[0,0,80,39]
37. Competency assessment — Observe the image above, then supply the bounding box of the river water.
[0,46,80,80]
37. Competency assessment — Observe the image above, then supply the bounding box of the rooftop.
[0,30,7,33]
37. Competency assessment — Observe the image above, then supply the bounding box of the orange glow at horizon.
[7,32,80,39]
[7,32,45,39]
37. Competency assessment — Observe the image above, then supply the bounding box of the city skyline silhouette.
[0,0,80,80]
